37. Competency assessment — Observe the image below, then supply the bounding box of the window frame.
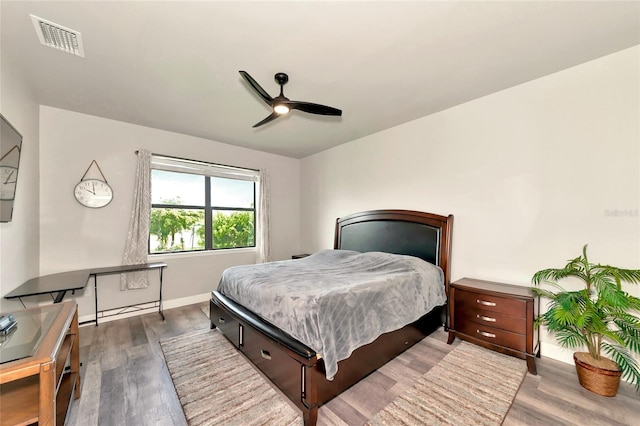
[149,155,258,254]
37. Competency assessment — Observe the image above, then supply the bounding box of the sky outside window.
[152,170,204,205]
[211,177,254,208]
[152,170,253,207]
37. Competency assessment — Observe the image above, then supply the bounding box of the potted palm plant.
[531,245,640,396]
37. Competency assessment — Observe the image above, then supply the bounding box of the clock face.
[0,166,18,201]
[74,179,113,208]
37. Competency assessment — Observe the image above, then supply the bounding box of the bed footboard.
[210,291,444,426]
[210,291,320,424]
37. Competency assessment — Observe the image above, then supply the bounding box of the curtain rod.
[134,150,260,172]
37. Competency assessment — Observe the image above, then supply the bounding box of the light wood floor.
[67,303,639,426]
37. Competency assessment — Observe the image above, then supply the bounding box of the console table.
[89,263,166,325]
[4,262,167,326]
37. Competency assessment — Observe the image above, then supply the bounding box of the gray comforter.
[217,249,446,380]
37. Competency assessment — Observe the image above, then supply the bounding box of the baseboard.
[540,341,639,386]
[540,341,575,365]
[163,292,211,310]
[78,292,211,326]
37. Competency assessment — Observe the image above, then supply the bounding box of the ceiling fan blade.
[253,112,280,128]
[239,71,273,105]
[287,101,342,116]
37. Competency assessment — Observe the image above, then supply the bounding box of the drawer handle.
[261,349,272,360]
[239,324,244,347]
[477,330,496,338]
[218,317,226,324]
[477,314,496,322]
[477,299,496,307]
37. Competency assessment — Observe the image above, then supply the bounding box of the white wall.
[300,47,640,360]
[0,50,41,312]
[38,107,300,318]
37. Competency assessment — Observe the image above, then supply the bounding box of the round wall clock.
[74,178,113,208]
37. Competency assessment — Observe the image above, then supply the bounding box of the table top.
[4,262,168,300]
[0,302,74,367]
[4,269,91,299]
[452,277,535,298]
[90,262,167,276]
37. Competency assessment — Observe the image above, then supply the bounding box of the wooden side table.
[447,277,539,374]
[0,301,81,425]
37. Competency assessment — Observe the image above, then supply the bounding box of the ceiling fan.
[239,71,342,128]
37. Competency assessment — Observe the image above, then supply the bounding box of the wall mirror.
[0,114,23,223]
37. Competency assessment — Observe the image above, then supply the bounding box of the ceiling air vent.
[30,14,85,57]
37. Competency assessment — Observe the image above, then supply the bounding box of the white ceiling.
[1,1,639,159]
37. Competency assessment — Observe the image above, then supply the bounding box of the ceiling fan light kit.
[239,70,342,127]
[274,104,290,115]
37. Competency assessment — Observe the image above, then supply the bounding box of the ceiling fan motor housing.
[275,73,289,85]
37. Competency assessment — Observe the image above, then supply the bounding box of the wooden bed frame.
[210,209,453,425]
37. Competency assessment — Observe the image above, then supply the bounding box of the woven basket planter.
[574,352,622,397]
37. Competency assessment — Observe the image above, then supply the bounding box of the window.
[149,155,257,254]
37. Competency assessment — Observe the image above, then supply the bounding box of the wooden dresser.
[0,301,81,425]
[447,278,539,374]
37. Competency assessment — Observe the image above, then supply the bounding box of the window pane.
[212,210,255,249]
[152,170,205,206]
[149,207,205,253]
[210,177,254,208]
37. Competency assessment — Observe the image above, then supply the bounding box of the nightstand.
[291,254,311,259]
[447,277,539,374]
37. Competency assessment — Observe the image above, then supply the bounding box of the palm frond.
[552,329,587,349]
[596,282,630,310]
[613,316,640,354]
[532,266,586,286]
[597,327,626,347]
[602,342,640,391]
[605,267,640,285]
[531,287,563,300]
[626,295,640,312]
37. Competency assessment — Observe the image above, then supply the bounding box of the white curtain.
[121,149,152,290]
[256,169,271,263]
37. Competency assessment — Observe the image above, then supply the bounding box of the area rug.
[366,341,527,425]
[160,329,302,426]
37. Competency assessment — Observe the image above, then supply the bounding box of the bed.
[209,209,453,425]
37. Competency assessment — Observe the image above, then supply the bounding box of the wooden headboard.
[334,209,453,291]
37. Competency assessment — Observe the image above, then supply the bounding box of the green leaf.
[602,342,640,391]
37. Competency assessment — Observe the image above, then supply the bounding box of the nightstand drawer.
[455,288,526,318]
[455,306,527,334]
[456,318,527,352]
